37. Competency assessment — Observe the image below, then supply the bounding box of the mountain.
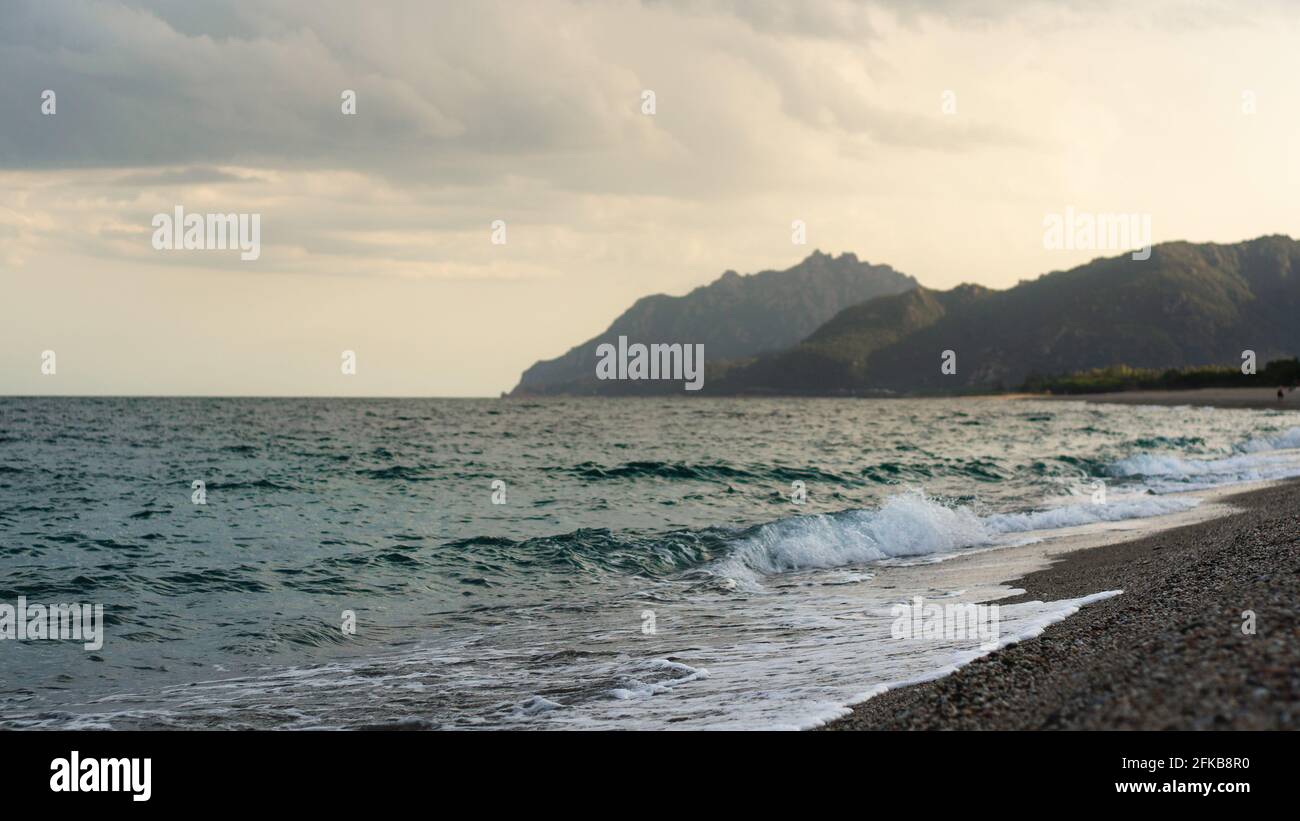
[509,251,918,396]
[715,235,1300,394]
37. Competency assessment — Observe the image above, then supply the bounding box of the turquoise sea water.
[2,396,1299,728]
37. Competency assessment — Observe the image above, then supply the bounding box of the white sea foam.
[711,420,1300,584]
[661,415,1300,729]
[713,490,1201,583]
[609,659,710,699]
[1111,452,1264,478]
[984,496,1198,532]
[512,695,563,717]
[1107,443,1300,491]
[802,590,1124,730]
[1235,426,1300,453]
[714,492,992,583]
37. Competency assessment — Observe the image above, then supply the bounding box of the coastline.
[1025,386,1300,410]
[822,479,1300,730]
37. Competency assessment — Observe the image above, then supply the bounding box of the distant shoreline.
[1024,386,1300,410]
[4,389,1297,407]
[5,388,1300,408]
[822,480,1300,730]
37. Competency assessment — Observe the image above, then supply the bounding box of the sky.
[2,0,1298,396]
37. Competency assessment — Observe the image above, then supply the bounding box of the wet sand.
[823,480,1300,730]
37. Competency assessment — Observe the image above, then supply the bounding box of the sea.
[2,396,1299,729]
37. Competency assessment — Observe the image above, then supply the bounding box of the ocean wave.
[560,458,1032,486]
[609,659,710,700]
[207,478,296,491]
[1107,450,1300,486]
[983,496,1198,531]
[708,490,1202,584]
[426,477,1230,586]
[1109,453,1237,478]
[512,695,563,717]
[356,465,438,481]
[1102,426,1300,489]
[713,492,990,583]
[562,460,854,485]
[444,527,732,578]
[1235,426,1300,453]
[1130,435,1206,449]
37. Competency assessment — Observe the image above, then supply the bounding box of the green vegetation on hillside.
[1022,358,1300,394]
[717,235,1300,396]
[511,235,1300,397]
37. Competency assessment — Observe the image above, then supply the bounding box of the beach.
[1031,386,1300,410]
[824,479,1300,730]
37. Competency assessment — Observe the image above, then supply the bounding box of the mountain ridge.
[509,250,919,396]
[717,235,1300,395]
[510,235,1300,397]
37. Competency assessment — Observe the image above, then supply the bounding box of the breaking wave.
[708,490,1201,584]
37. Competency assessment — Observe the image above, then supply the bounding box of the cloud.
[0,0,1048,288]
[1,0,1298,395]
[0,1,1032,183]
[112,166,263,185]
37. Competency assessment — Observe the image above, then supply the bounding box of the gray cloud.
[1,0,1035,195]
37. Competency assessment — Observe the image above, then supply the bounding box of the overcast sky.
[2,0,1298,396]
